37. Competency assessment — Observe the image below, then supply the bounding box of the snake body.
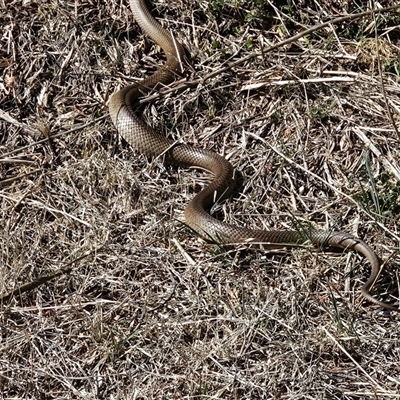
[109,0,399,312]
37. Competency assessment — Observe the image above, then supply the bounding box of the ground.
[1,0,400,398]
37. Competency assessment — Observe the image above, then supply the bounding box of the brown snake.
[109,0,399,312]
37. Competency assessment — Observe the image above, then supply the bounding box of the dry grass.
[1,0,400,398]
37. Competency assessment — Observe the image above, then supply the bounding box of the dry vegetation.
[1,0,400,398]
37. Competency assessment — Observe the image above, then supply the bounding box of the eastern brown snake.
[109,0,399,312]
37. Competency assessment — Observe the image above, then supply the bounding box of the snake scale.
[109,0,399,312]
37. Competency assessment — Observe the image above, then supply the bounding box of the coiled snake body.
[109,0,399,312]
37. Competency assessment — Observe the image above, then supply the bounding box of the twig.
[323,327,397,392]
[0,192,92,227]
[241,76,355,91]
[0,249,99,304]
[199,4,400,83]
[0,114,106,158]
